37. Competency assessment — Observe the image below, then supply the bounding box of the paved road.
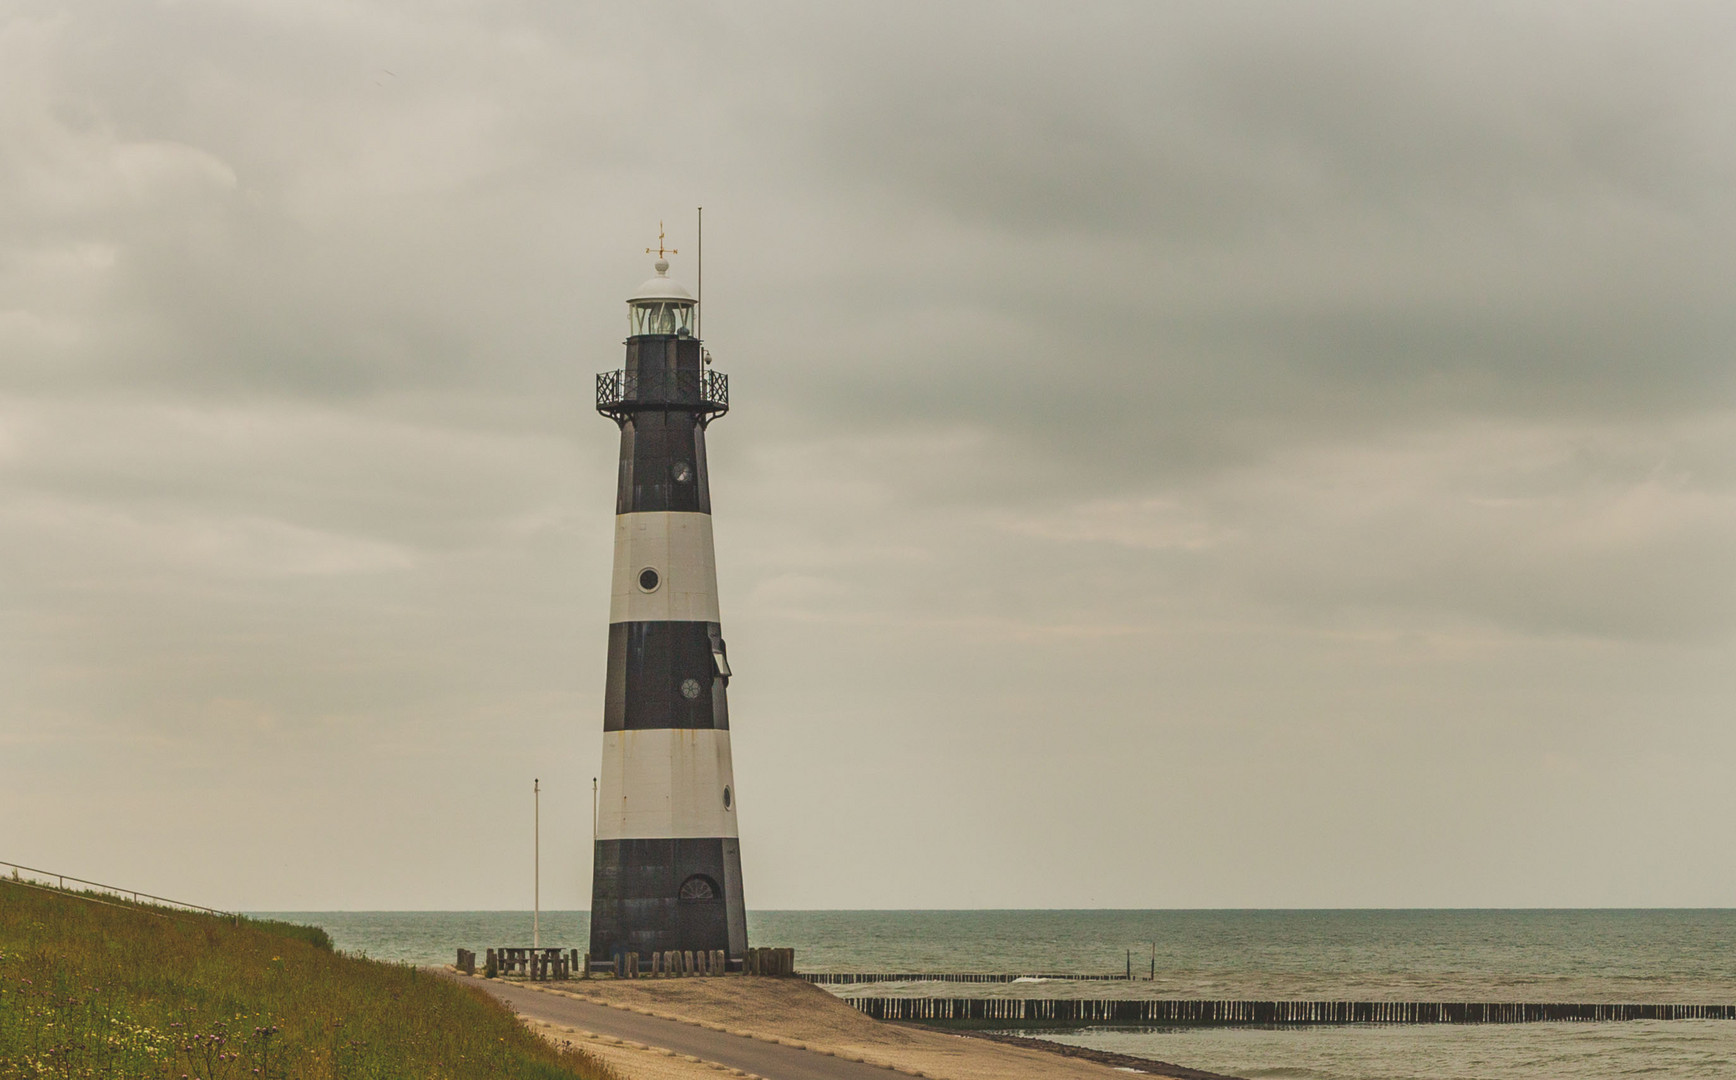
[458,976,897,1080]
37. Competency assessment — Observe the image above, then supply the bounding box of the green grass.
[0,879,618,1079]
[242,919,333,953]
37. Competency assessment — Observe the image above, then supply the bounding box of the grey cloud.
[730,2,1736,484]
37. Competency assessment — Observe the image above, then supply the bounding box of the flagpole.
[533,778,540,949]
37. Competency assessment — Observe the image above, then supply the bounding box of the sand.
[508,975,1194,1080]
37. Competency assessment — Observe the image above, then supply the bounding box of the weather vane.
[646,221,678,260]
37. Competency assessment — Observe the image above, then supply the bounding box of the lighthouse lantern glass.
[630,300,696,337]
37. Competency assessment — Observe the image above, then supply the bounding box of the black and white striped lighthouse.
[588,241,747,965]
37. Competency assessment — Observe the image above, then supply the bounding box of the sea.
[249,909,1736,1080]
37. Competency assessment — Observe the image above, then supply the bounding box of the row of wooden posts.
[454,946,796,980]
[744,947,796,976]
[802,972,1127,984]
[456,947,576,979]
[849,997,1736,1025]
[615,948,728,978]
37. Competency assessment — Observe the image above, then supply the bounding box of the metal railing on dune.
[1,859,237,922]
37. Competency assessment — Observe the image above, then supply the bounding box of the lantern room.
[628,258,697,338]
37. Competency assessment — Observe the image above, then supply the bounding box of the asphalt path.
[456,975,900,1080]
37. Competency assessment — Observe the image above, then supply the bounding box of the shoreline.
[457,970,1228,1079]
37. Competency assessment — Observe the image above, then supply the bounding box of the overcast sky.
[3,1,1734,911]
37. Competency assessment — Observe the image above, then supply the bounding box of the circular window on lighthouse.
[671,461,693,483]
[680,678,703,700]
[637,567,661,592]
[723,786,732,810]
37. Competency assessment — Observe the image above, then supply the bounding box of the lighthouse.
[588,241,747,966]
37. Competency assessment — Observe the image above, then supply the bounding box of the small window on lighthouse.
[637,567,661,592]
[678,875,719,902]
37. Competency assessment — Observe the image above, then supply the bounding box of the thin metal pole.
[533,778,540,949]
[696,206,703,339]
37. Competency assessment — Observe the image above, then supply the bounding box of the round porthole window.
[671,461,694,483]
[680,678,703,700]
[637,567,660,592]
[723,785,732,810]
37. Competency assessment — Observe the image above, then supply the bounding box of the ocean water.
[251,909,1736,1080]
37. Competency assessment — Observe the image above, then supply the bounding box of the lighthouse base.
[589,837,747,961]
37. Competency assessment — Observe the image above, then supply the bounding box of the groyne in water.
[848,997,1736,1025]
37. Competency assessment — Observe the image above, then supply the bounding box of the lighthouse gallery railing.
[596,368,727,422]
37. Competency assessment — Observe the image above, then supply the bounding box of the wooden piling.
[841,997,1736,1025]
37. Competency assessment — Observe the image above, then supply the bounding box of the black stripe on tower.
[590,837,747,960]
[614,336,714,516]
[604,621,729,731]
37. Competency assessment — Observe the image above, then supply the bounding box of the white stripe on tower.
[609,512,721,624]
[596,728,738,841]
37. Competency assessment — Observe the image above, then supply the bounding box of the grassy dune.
[0,879,616,1079]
